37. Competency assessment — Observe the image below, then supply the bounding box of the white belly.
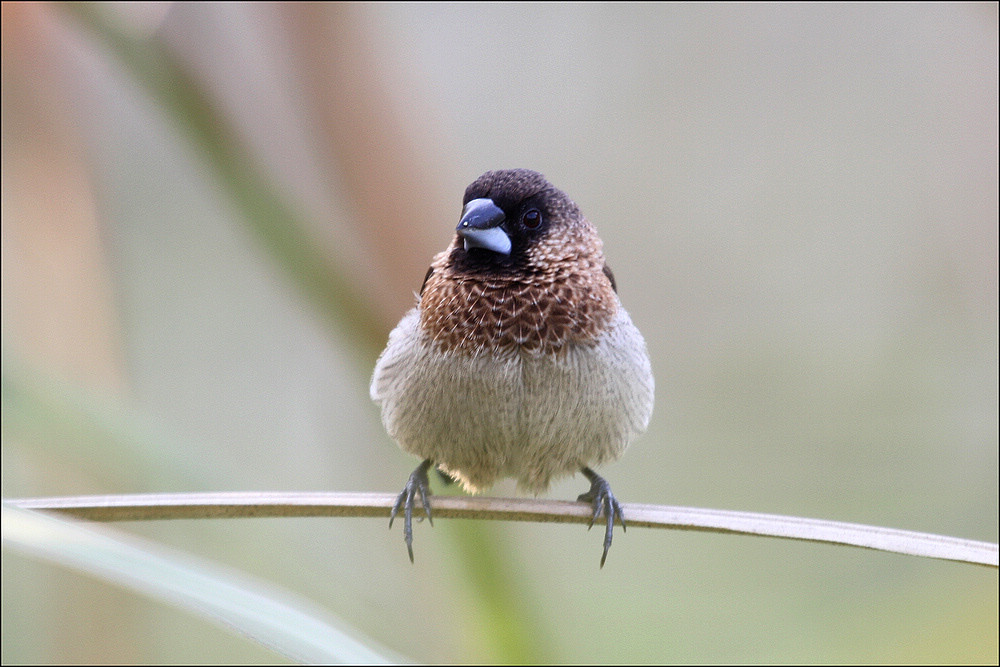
[371,307,654,493]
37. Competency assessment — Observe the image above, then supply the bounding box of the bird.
[370,168,654,567]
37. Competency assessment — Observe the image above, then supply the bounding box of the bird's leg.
[578,466,626,568]
[389,459,434,563]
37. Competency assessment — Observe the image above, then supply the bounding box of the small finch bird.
[370,169,654,566]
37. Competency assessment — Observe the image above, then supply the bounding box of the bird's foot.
[577,467,626,568]
[389,459,434,563]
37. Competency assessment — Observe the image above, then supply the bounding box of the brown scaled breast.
[418,230,619,355]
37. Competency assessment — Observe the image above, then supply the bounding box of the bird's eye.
[522,208,542,229]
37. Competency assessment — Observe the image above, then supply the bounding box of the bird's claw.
[389,459,434,563]
[578,467,626,568]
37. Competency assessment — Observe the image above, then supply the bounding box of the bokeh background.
[2,2,997,663]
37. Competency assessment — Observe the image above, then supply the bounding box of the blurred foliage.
[2,505,398,664]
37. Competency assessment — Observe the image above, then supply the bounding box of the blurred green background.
[2,2,996,663]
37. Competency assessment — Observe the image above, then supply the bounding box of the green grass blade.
[2,504,402,664]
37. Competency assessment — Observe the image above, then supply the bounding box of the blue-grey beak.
[457,198,511,255]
